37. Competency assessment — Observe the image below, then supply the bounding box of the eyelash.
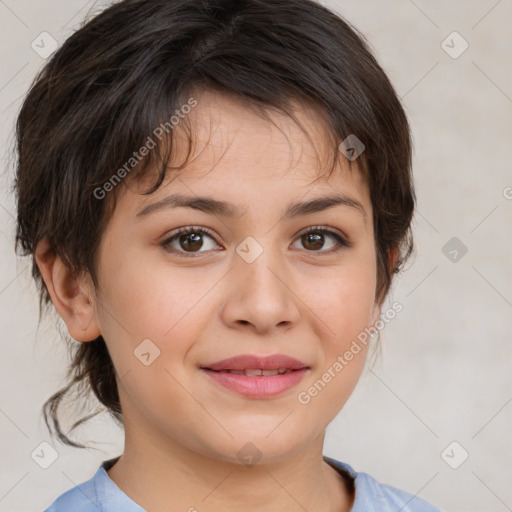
[160,225,351,257]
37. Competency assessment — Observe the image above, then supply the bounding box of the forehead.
[121,89,370,216]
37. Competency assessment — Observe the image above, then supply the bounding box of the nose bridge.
[221,232,300,332]
[235,233,286,295]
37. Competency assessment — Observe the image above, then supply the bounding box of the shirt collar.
[96,455,374,512]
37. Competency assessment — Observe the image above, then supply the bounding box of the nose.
[219,241,301,335]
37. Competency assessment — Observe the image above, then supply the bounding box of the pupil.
[304,232,323,250]
[181,232,202,251]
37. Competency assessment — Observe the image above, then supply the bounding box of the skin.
[36,90,390,512]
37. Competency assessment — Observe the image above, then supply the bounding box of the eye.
[160,225,351,258]
[160,226,221,256]
[292,226,351,254]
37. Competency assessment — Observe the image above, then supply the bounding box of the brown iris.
[179,231,203,252]
[301,231,325,251]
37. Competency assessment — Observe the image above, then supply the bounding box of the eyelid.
[297,225,351,245]
[160,225,221,256]
[294,225,352,255]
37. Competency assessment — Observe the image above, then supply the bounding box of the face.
[89,90,380,465]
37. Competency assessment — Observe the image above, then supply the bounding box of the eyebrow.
[135,193,365,220]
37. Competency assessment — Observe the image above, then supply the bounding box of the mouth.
[201,353,309,372]
[199,354,310,398]
[200,365,310,398]
[203,368,302,376]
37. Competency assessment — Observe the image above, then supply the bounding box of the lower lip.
[201,368,309,398]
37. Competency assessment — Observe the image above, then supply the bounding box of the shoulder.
[44,459,144,512]
[353,471,442,512]
[323,456,442,512]
[44,468,102,512]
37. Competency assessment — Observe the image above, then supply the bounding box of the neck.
[107,426,354,512]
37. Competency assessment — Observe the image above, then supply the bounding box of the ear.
[371,246,400,326]
[34,238,101,342]
[370,301,381,327]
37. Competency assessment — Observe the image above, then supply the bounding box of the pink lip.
[201,354,309,371]
[201,368,309,398]
[200,353,310,399]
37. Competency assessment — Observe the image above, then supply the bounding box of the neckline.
[322,455,357,505]
[101,454,355,478]
[99,454,358,508]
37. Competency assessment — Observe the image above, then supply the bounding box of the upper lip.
[201,354,309,371]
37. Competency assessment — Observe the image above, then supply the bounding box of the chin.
[199,431,311,468]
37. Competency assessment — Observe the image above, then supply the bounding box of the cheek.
[94,245,217,372]
[93,251,206,425]
[294,270,374,420]
[298,246,376,409]
[98,243,175,330]
[308,251,377,346]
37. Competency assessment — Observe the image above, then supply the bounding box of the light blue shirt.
[44,455,441,511]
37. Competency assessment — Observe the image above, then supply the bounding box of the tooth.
[278,368,287,374]
[228,370,245,375]
[262,369,279,376]
[244,369,263,376]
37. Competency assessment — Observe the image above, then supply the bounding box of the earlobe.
[35,238,101,342]
[370,302,381,327]
[371,246,399,326]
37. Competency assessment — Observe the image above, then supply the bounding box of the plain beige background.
[1,1,511,511]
